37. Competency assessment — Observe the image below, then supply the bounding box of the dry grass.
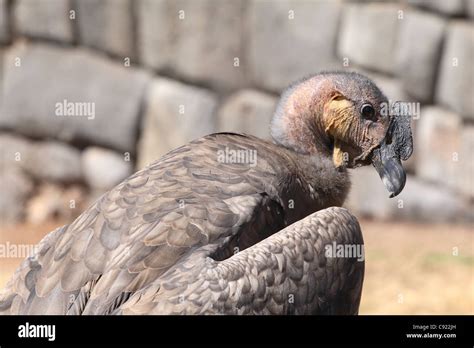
[0,219,472,314]
[359,219,473,314]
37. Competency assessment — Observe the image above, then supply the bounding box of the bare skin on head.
[272,72,389,164]
[272,72,411,196]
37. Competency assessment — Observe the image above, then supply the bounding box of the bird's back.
[1,132,326,314]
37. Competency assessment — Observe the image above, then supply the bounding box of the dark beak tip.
[389,187,403,198]
[373,149,407,199]
[389,169,406,198]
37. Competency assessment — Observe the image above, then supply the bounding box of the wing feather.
[121,207,364,315]
[0,134,285,314]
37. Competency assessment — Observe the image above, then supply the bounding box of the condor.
[0,72,412,315]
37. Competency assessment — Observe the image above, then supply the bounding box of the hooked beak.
[371,112,413,198]
[372,142,406,198]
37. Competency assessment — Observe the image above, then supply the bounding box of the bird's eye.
[361,103,375,120]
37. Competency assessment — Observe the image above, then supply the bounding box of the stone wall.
[0,0,473,225]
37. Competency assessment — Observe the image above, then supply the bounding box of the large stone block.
[217,90,278,140]
[247,0,341,92]
[137,78,217,169]
[137,0,245,91]
[416,107,463,190]
[0,133,82,183]
[0,167,33,225]
[0,0,9,44]
[24,141,82,183]
[392,176,469,222]
[82,147,133,190]
[396,10,446,102]
[0,132,32,173]
[14,0,74,43]
[0,48,4,112]
[345,167,393,220]
[436,21,474,119]
[1,43,150,152]
[345,167,469,222]
[407,0,465,16]
[77,0,134,59]
[363,71,411,102]
[467,0,474,18]
[457,125,474,197]
[338,3,400,74]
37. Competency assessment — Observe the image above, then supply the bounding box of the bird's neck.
[270,80,335,160]
[269,77,351,213]
[274,144,350,223]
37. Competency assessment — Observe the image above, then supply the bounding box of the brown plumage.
[0,72,412,315]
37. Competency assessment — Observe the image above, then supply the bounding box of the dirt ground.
[0,218,472,314]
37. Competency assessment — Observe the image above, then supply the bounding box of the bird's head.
[271,71,413,197]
